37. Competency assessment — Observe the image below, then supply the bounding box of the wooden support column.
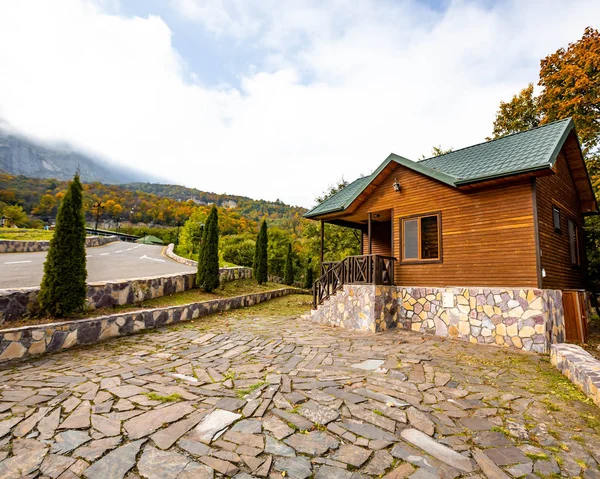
[368,212,372,255]
[320,220,324,271]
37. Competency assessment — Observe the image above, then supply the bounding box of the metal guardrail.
[85,228,141,243]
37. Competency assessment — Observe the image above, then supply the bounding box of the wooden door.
[563,290,588,343]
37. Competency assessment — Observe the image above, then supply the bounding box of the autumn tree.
[538,27,600,155]
[196,205,220,292]
[39,174,87,317]
[488,84,541,140]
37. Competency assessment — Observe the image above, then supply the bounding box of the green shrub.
[222,238,255,267]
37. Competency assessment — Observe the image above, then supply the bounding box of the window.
[402,213,441,262]
[568,219,580,266]
[552,206,561,233]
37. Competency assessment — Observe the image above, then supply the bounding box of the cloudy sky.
[0,0,598,208]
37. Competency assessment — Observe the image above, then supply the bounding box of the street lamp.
[92,201,104,234]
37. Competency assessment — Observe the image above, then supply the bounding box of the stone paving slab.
[0,295,599,478]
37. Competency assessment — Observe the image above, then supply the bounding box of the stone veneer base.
[551,343,600,407]
[0,287,301,363]
[0,235,120,253]
[307,284,565,353]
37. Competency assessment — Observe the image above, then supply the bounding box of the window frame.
[568,218,580,267]
[552,205,561,233]
[400,211,443,264]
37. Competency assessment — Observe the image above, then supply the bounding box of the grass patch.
[146,392,183,402]
[526,452,549,461]
[235,381,268,399]
[0,228,54,241]
[373,409,385,416]
[4,279,295,329]
[491,426,511,437]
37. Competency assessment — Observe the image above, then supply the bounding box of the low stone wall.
[0,288,300,363]
[165,243,198,267]
[551,343,600,406]
[308,284,564,353]
[0,267,252,324]
[0,235,120,253]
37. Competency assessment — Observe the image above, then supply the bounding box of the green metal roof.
[305,175,372,218]
[304,118,576,218]
[419,117,573,185]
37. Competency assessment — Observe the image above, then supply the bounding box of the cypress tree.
[39,173,87,317]
[197,205,220,292]
[284,243,294,286]
[304,258,314,289]
[254,220,268,284]
[196,220,208,288]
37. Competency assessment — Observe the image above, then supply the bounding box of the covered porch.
[314,208,396,308]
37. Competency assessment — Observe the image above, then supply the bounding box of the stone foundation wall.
[0,288,300,363]
[0,235,120,253]
[307,285,398,332]
[398,286,563,354]
[551,343,600,406]
[0,267,253,324]
[308,284,565,353]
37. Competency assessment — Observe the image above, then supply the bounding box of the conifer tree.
[304,258,314,289]
[284,243,294,285]
[197,205,220,292]
[254,220,268,284]
[39,173,87,317]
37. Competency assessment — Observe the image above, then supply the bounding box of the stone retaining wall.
[0,288,300,363]
[0,235,120,253]
[165,243,198,267]
[307,284,565,353]
[0,267,253,324]
[551,343,600,406]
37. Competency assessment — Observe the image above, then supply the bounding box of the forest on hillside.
[0,173,362,283]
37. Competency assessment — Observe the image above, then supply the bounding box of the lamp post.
[92,201,104,234]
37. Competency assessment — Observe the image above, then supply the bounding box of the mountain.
[0,127,149,184]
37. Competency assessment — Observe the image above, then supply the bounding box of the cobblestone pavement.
[1,295,599,479]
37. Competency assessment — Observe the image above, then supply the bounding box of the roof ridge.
[419,117,572,165]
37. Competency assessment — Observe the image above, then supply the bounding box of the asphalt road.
[0,241,196,289]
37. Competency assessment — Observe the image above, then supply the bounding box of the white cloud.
[0,0,598,207]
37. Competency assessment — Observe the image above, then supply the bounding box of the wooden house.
[304,118,597,347]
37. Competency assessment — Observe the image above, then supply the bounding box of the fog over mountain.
[0,123,153,184]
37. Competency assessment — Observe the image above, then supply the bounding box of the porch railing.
[312,254,395,308]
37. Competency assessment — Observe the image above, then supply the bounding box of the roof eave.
[303,205,345,219]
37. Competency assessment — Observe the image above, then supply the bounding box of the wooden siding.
[362,220,392,257]
[536,151,587,290]
[351,164,538,287]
